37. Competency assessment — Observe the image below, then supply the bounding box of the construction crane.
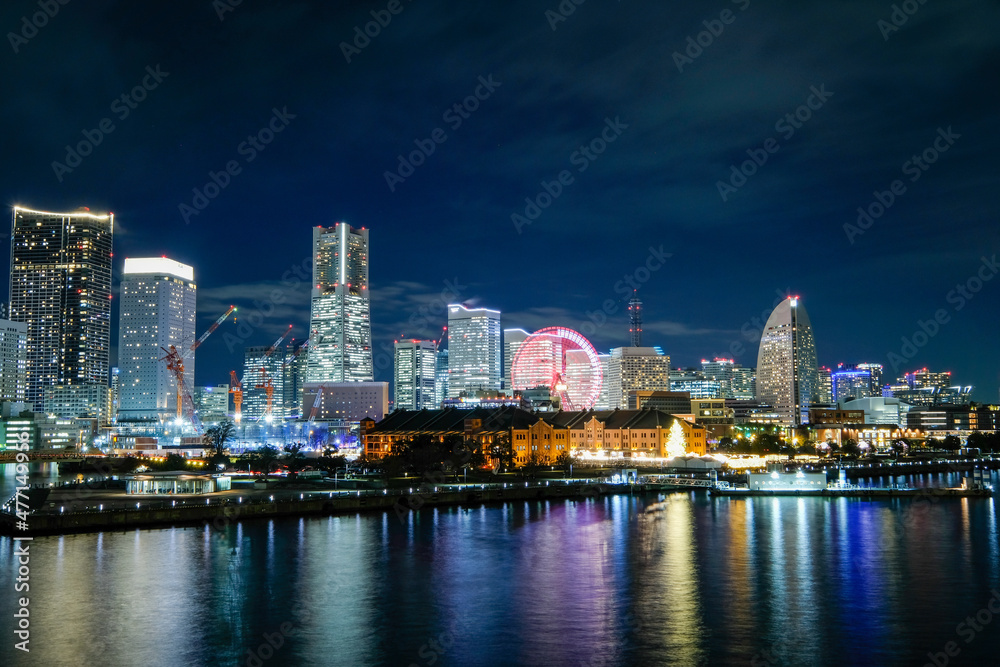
[229,370,243,424]
[161,305,237,432]
[255,367,275,422]
[229,325,293,424]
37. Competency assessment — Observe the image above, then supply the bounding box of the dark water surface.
[2,468,999,666]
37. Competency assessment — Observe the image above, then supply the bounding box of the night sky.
[2,0,998,399]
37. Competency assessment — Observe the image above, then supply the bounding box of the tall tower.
[116,257,197,424]
[393,340,438,410]
[306,223,372,383]
[628,292,642,346]
[755,296,820,426]
[447,304,501,398]
[242,345,286,422]
[10,206,113,410]
[502,328,530,394]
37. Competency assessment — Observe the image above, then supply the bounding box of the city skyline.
[1,1,997,400]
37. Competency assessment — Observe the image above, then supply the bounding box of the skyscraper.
[242,345,285,422]
[755,296,820,426]
[0,319,28,403]
[393,340,438,410]
[306,223,372,383]
[10,206,114,410]
[434,348,449,407]
[832,368,872,402]
[628,293,642,346]
[607,346,671,408]
[502,328,530,393]
[447,304,500,397]
[116,258,196,423]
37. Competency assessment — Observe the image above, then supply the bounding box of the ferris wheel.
[510,326,603,410]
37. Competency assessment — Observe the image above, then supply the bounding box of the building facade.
[755,296,820,426]
[502,328,530,394]
[447,304,501,397]
[117,258,197,424]
[0,319,28,403]
[607,346,671,409]
[9,206,114,410]
[241,345,286,422]
[306,223,372,383]
[393,339,438,410]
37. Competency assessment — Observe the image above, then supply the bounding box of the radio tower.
[628,291,642,346]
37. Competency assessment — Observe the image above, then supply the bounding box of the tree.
[521,452,544,477]
[555,451,573,474]
[248,445,281,478]
[891,439,910,457]
[942,435,962,451]
[665,420,687,458]
[282,443,308,476]
[841,438,861,458]
[204,419,237,469]
[489,435,515,473]
[316,445,347,475]
[716,436,735,453]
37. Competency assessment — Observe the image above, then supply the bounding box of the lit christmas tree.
[665,419,687,459]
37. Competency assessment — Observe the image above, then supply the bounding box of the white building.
[394,340,437,410]
[447,304,501,397]
[10,206,114,410]
[755,296,820,426]
[116,257,197,424]
[43,384,111,425]
[242,345,286,422]
[302,382,388,422]
[502,328,530,394]
[0,319,28,403]
[194,385,230,423]
[607,346,671,409]
[306,223,373,383]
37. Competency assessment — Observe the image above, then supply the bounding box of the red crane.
[161,305,237,432]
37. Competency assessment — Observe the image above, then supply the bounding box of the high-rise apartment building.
[393,340,438,410]
[242,345,286,422]
[502,328,530,394]
[0,319,28,403]
[10,206,114,410]
[193,385,230,424]
[282,340,308,420]
[116,258,197,424]
[818,366,834,404]
[731,366,756,400]
[447,304,501,397]
[306,223,372,383]
[434,348,449,407]
[607,346,671,409]
[832,368,872,402]
[755,296,820,426]
[856,362,884,395]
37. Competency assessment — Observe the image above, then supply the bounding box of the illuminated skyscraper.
[242,345,285,422]
[116,258,196,423]
[306,223,372,383]
[434,348,449,407]
[393,340,437,410]
[607,346,671,409]
[502,328,530,393]
[447,304,501,397]
[10,206,113,410]
[0,319,28,403]
[755,296,820,426]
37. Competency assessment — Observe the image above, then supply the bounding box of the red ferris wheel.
[510,327,603,410]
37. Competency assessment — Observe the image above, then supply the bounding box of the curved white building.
[755,296,819,426]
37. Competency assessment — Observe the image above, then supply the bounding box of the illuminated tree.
[666,420,687,459]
